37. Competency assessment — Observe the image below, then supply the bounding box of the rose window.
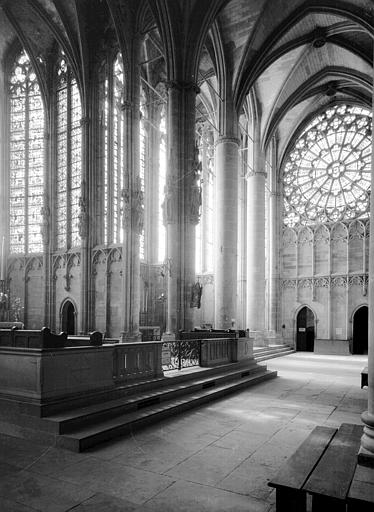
[283,104,372,227]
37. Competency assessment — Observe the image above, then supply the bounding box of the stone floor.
[0,352,368,512]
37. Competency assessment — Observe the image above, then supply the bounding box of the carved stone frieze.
[331,276,348,287]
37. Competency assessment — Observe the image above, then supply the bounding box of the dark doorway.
[61,301,76,335]
[352,306,368,355]
[296,306,315,351]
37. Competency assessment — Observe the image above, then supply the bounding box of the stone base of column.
[162,332,176,342]
[120,332,142,343]
[248,330,268,347]
[358,411,374,467]
[266,331,285,345]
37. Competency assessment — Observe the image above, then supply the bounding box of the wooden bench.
[268,425,337,512]
[361,367,368,388]
[269,423,363,512]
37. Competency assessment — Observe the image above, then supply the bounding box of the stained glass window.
[139,85,146,260]
[158,106,166,262]
[283,104,372,227]
[9,50,45,254]
[102,52,124,245]
[56,51,82,250]
[195,125,214,273]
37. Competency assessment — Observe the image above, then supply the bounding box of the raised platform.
[0,328,277,451]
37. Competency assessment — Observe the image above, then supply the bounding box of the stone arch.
[295,304,316,352]
[351,304,368,355]
[60,298,77,335]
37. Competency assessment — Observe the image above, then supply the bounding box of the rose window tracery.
[283,104,372,227]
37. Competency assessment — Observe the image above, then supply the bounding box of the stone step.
[255,349,295,363]
[253,345,294,361]
[40,359,259,417]
[56,369,277,452]
[46,362,264,435]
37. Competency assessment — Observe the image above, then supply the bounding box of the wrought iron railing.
[162,339,201,371]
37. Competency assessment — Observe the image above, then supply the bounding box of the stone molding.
[282,274,368,290]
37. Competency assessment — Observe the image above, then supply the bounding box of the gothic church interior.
[0,0,373,510]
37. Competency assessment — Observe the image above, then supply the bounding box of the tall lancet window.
[56,51,82,250]
[9,49,45,254]
[158,105,166,262]
[139,85,147,260]
[102,52,124,245]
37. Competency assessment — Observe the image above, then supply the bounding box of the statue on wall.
[190,281,203,309]
[133,177,144,234]
[162,174,177,225]
[189,141,202,224]
[40,205,50,245]
[78,195,88,239]
[121,188,131,230]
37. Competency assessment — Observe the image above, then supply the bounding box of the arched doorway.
[352,306,368,355]
[61,300,76,335]
[296,306,315,351]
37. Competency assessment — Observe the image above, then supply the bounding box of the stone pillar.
[214,137,239,329]
[359,76,374,465]
[246,123,266,345]
[41,130,51,328]
[267,137,281,338]
[120,92,142,343]
[163,81,199,336]
[78,116,91,334]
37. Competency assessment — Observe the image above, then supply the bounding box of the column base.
[357,446,374,468]
[248,330,268,347]
[161,332,176,342]
[120,332,142,343]
[358,411,374,467]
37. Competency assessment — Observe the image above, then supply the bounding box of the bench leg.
[312,495,346,512]
[276,488,306,512]
[347,500,374,512]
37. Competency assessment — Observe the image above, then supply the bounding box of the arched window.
[9,49,45,254]
[283,104,372,227]
[102,52,124,245]
[139,85,147,260]
[195,125,214,273]
[158,105,166,262]
[56,51,82,250]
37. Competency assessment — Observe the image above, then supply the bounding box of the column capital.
[245,169,267,179]
[165,80,200,94]
[215,136,240,147]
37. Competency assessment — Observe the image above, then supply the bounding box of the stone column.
[78,116,91,334]
[359,78,374,465]
[120,35,144,342]
[267,137,281,337]
[246,123,266,345]
[163,81,199,336]
[41,130,51,328]
[214,137,239,329]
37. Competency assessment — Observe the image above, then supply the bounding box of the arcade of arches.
[0,0,374,466]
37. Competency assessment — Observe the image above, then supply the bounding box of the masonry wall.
[280,219,369,353]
